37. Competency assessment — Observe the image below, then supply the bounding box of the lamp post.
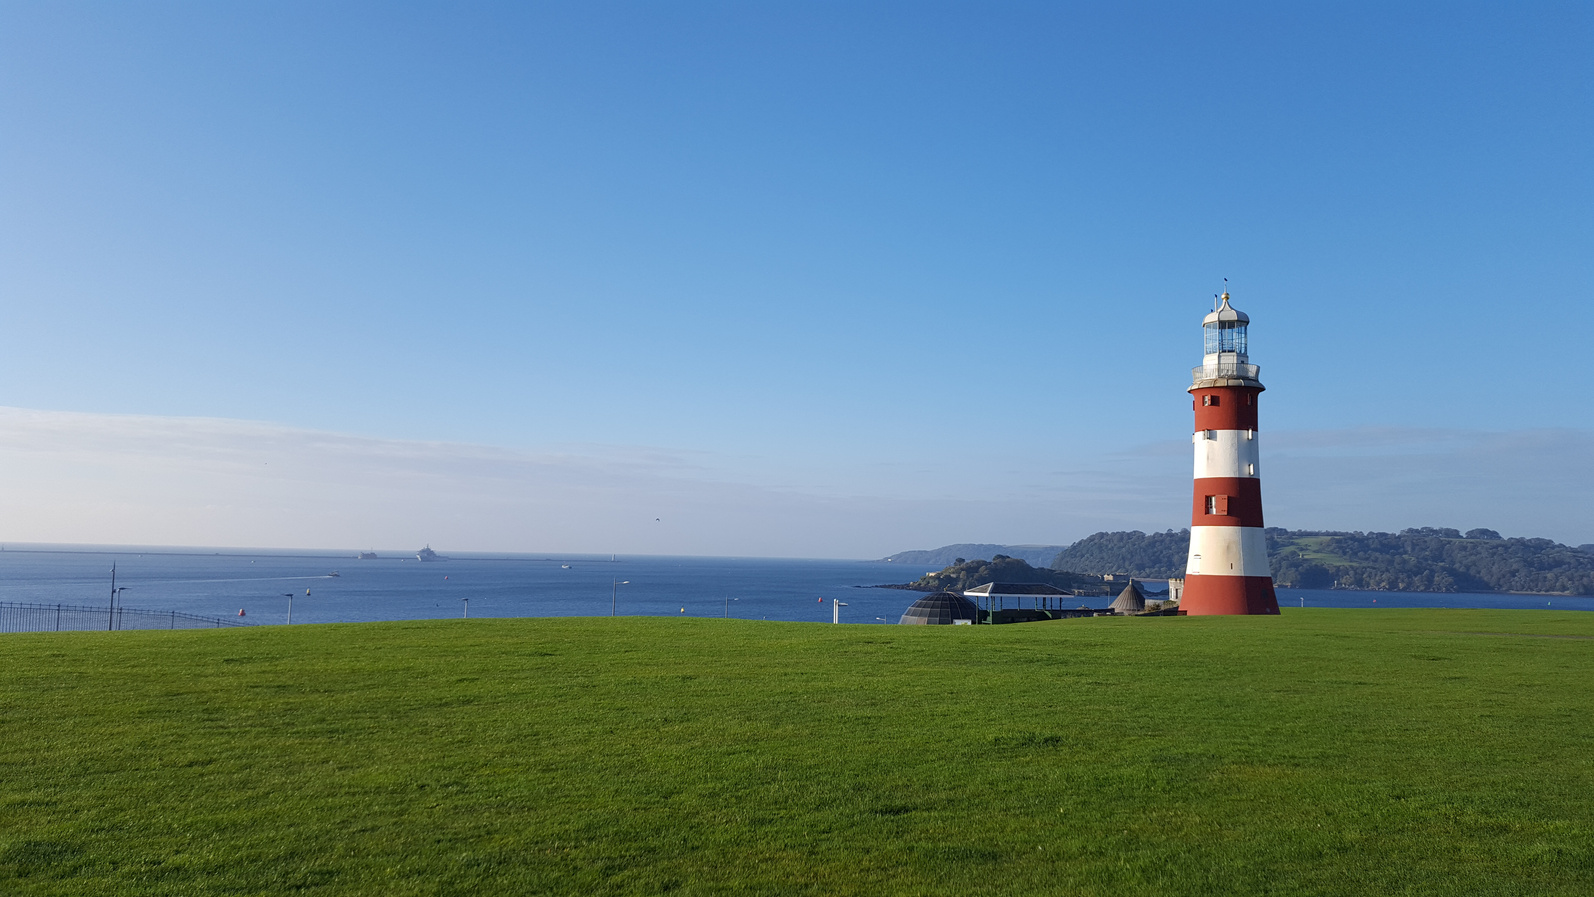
[611,579,629,616]
[832,599,848,624]
[284,593,296,624]
[113,587,128,631]
[107,563,118,631]
[460,597,469,619]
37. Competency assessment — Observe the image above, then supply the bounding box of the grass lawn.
[3,609,1593,895]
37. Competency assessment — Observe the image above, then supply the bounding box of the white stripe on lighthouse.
[1191,429,1259,479]
[1186,527,1272,577]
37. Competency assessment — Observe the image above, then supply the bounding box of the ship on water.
[416,545,444,562]
[357,551,379,560]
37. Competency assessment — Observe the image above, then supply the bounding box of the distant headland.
[883,528,1594,595]
[879,544,1065,568]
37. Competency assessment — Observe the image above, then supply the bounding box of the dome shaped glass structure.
[899,590,980,625]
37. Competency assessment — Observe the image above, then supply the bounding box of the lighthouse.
[1182,291,1280,615]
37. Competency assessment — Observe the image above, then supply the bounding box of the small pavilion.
[962,582,1075,622]
[1108,579,1147,615]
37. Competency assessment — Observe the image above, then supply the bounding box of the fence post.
[56,604,61,632]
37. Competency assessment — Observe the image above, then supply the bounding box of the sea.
[1,545,1589,628]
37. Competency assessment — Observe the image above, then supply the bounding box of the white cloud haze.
[0,407,1587,557]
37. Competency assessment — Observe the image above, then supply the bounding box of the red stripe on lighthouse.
[1190,477,1265,528]
[1180,575,1279,615]
[1191,387,1260,431]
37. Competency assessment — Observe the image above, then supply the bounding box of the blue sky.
[1,2,1590,555]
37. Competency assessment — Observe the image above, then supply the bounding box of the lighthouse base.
[1180,575,1279,616]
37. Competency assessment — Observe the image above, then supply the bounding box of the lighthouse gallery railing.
[1191,362,1261,385]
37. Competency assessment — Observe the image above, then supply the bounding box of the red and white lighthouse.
[1182,291,1280,615]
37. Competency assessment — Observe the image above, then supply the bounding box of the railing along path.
[0,601,250,633]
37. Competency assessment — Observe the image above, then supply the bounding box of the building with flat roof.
[961,582,1077,623]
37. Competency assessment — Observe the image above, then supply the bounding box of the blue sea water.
[0,548,932,626]
[0,546,1587,626]
[1273,587,1593,612]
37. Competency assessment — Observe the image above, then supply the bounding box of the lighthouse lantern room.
[1182,292,1280,615]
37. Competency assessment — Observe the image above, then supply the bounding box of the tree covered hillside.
[1047,528,1594,594]
[1049,530,1190,579]
[1269,528,1594,594]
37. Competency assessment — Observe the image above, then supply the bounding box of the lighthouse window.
[1204,429,1217,440]
[1203,395,1219,407]
[1203,321,1249,356]
[1247,463,1255,476]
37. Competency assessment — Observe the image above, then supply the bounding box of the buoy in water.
[238,609,246,616]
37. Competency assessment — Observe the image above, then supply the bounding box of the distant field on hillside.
[3,612,1593,896]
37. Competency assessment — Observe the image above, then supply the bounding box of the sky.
[1,1,1590,557]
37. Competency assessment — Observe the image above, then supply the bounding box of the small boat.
[561,564,571,569]
[328,571,341,577]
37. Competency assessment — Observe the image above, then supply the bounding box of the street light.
[107,562,119,631]
[113,587,128,631]
[284,593,296,624]
[611,579,629,616]
[832,599,848,624]
[460,597,469,619]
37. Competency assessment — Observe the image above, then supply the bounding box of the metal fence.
[0,601,250,634]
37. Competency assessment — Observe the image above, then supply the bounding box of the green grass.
[1275,535,1358,566]
[3,610,1593,896]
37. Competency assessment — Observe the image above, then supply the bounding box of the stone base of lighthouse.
[1180,574,1279,615]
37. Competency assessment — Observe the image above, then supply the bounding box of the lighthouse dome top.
[1193,289,1262,390]
[1202,292,1249,326]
